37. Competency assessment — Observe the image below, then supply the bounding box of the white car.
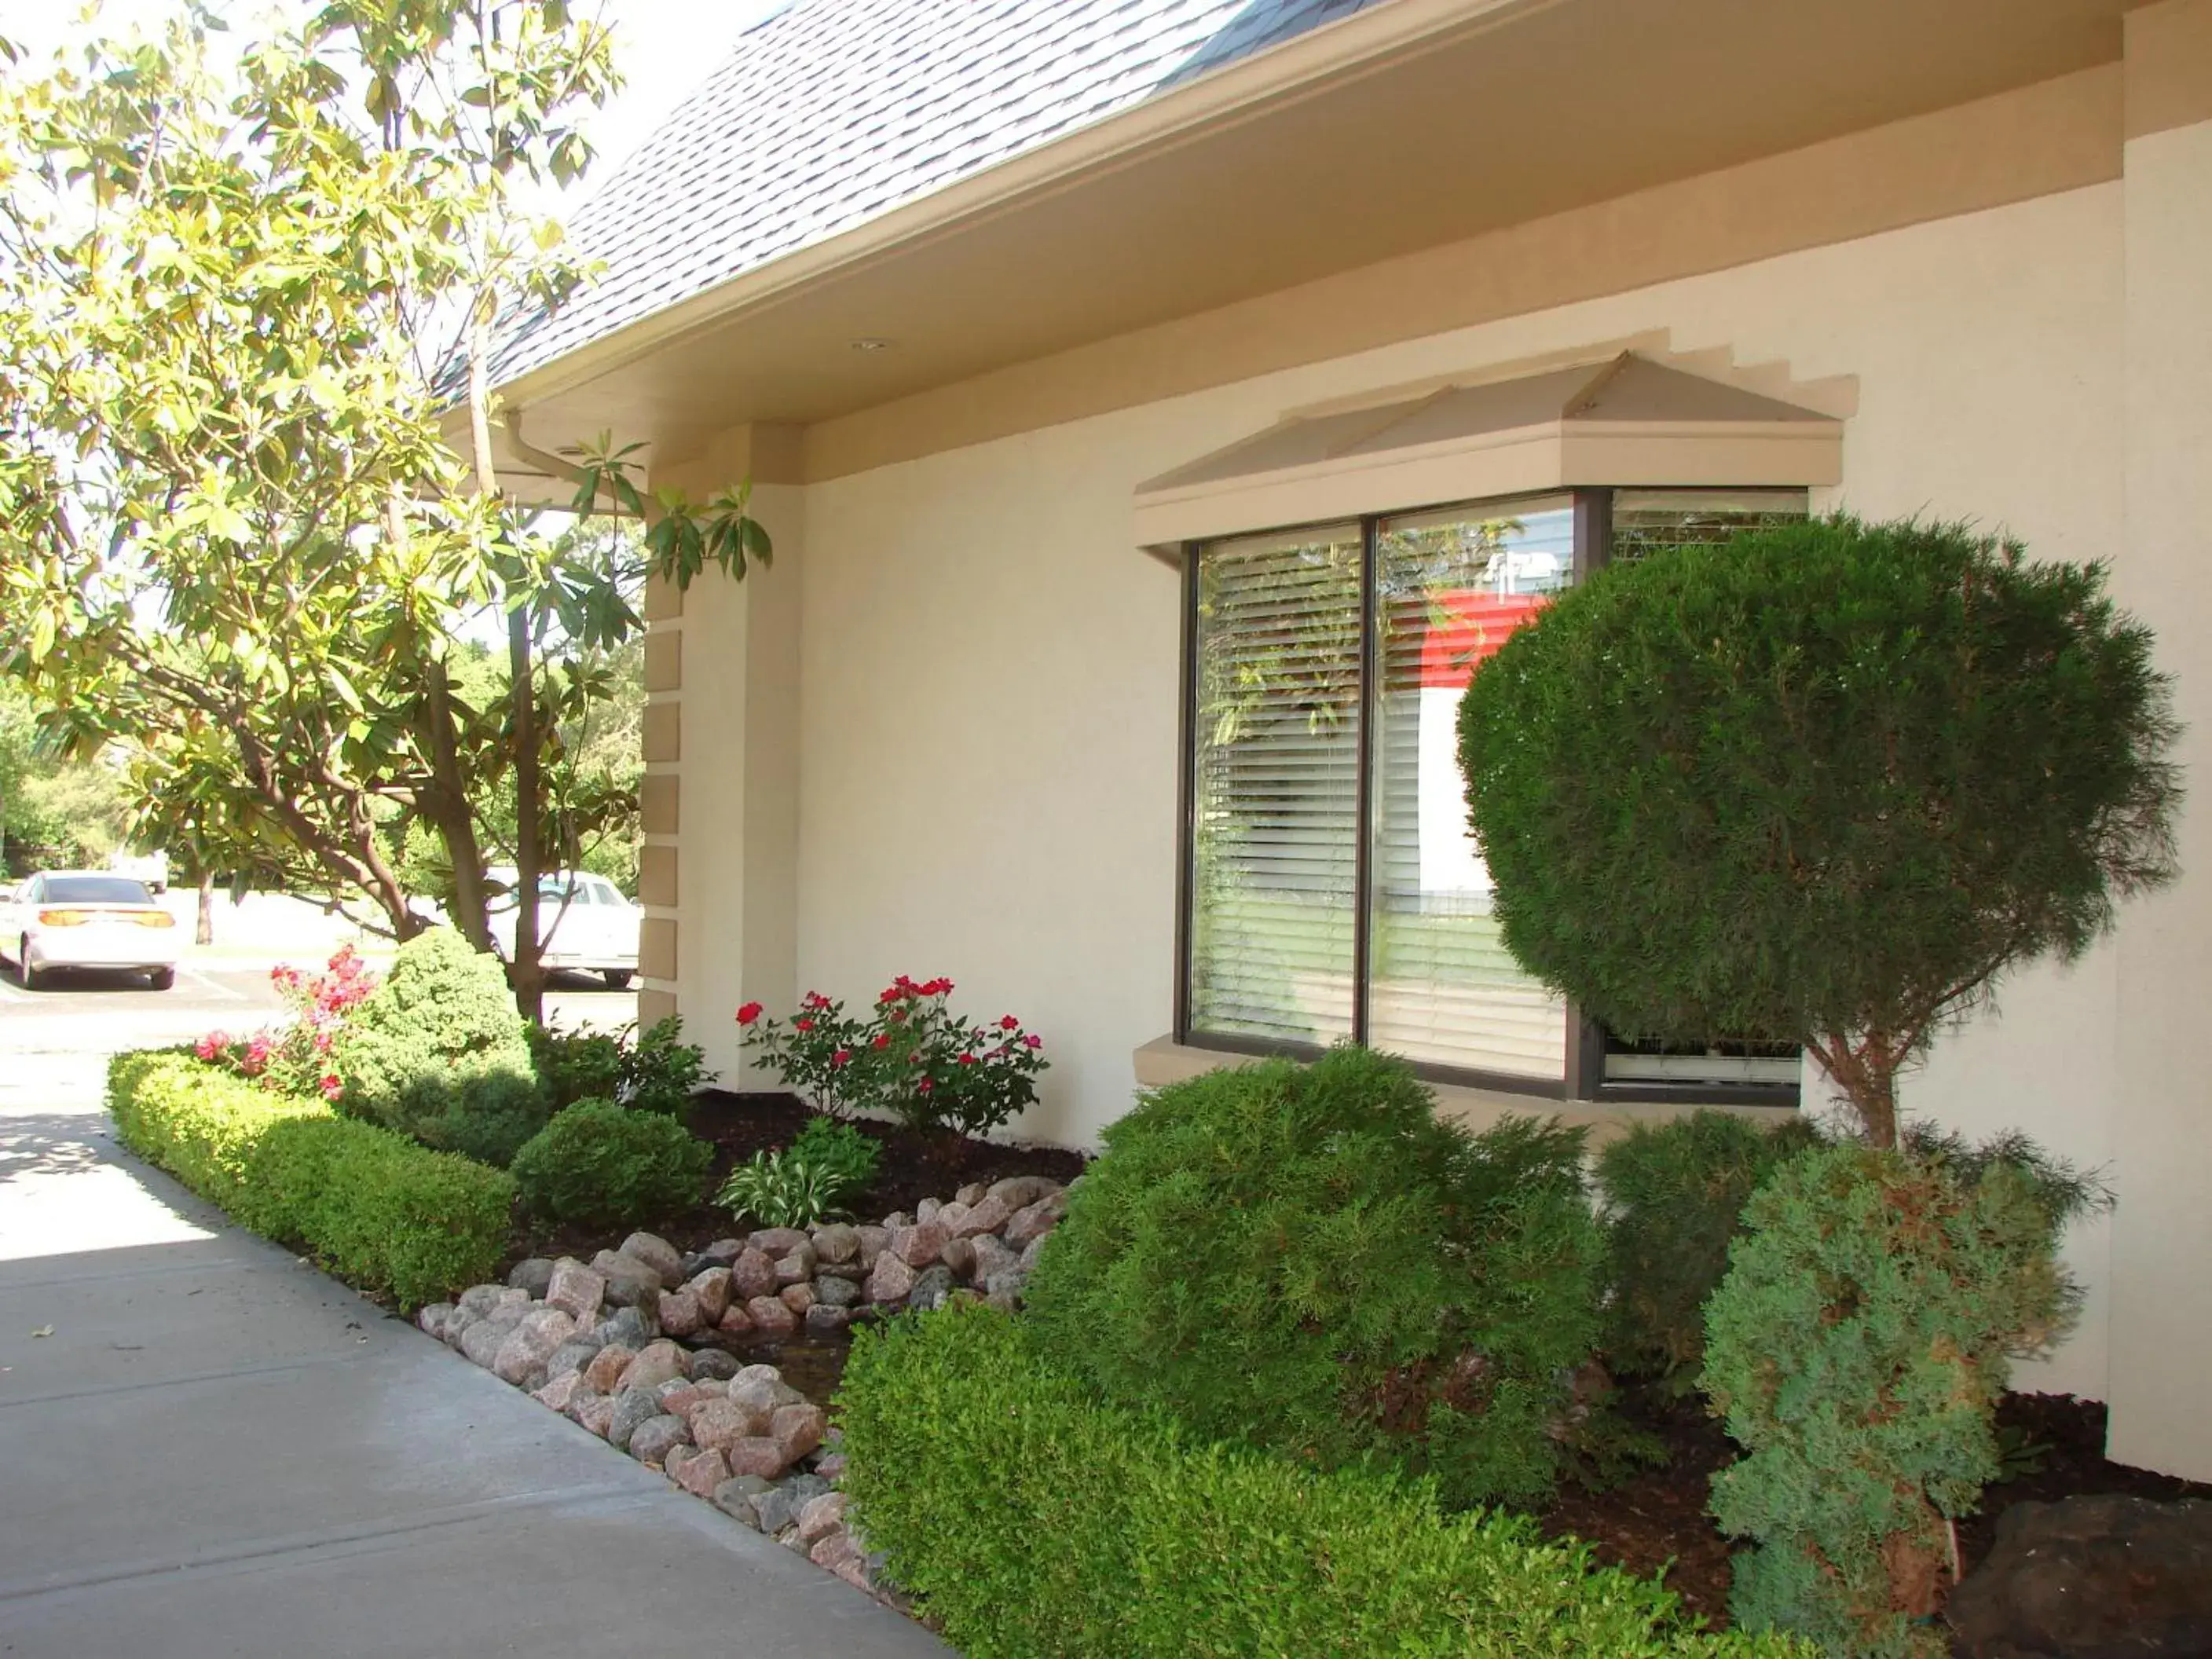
[2,870,181,990]
[486,868,639,988]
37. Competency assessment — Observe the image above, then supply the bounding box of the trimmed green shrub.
[1701,1139,2105,1655]
[529,1015,712,1116]
[331,928,545,1162]
[1024,1046,1605,1507]
[1459,516,2179,1147]
[715,1114,881,1228]
[108,1049,511,1307]
[508,1097,712,1230]
[837,1302,1807,1659]
[621,1015,711,1115]
[527,1018,624,1109]
[1596,1111,1826,1393]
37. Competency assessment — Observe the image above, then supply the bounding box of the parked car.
[485,867,639,988]
[1,870,180,990]
[108,849,170,894]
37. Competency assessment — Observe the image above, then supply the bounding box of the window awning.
[1134,353,1842,550]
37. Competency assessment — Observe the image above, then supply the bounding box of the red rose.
[958,1053,977,1066]
[872,1034,891,1049]
[1023,1035,1042,1049]
[998,1014,1020,1031]
[736,1002,764,1025]
[795,1017,815,1032]
[917,1079,933,1093]
[833,1048,852,1067]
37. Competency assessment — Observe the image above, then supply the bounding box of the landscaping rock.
[656,1381,710,1418]
[687,1267,733,1325]
[582,1343,636,1393]
[745,1295,797,1337]
[716,1305,754,1337]
[416,1303,453,1341]
[712,1474,772,1525]
[783,1471,833,1508]
[688,1348,742,1383]
[970,1234,1020,1284]
[561,1382,604,1425]
[696,1237,745,1269]
[811,1223,859,1265]
[810,1530,862,1573]
[915,1197,942,1224]
[815,1452,848,1481]
[855,1225,891,1271]
[814,1274,860,1309]
[591,1251,665,1309]
[457,1284,512,1317]
[492,1307,577,1387]
[773,1248,816,1288]
[748,1227,811,1258]
[866,1252,915,1306]
[627,1414,690,1467]
[892,1220,947,1269]
[771,1403,826,1463]
[728,1247,778,1302]
[616,1339,690,1393]
[729,1374,804,1415]
[532,1372,588,1415]
[544,1260,606,1324]
[750,1484,800,1535]
[543,1339,600,1382]
[669,1446,731,1497]
[797,1491,848,1544]
[460,1305,526,1368]
[506,1257,557,1298]
[574,1393,616,1438]
[907,1265,956,1313]
[591,1304,657,1349]
[954,1182,986,1207]
[606,1387,661,1452]
[984,1268,1028,1310]
[1004,1191,1068,1248]
[688,1397,767,1452]
[939,1236,976,1280]
[950,1193,1013,1240]
[618,1232,685,1287]
[1947,1494,2212,1657]
[727,1437,793,1480]
[657,1287,705,1339]
[779,1281,817,1317]
[804,1304,851,1335]
[987,1175,1059,1210]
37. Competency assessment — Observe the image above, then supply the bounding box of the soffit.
[493,0,2129,476]
[1132,354,1842,546]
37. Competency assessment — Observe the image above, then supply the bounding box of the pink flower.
[195,1033,225,1061]
[735,1002,764,1025]
[319,1073,342,1100]
[1023,1035,1042,1049]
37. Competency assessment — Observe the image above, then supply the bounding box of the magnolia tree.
[0,3,764,1020]
[1457,516,2180,1148]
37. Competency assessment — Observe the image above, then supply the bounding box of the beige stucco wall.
[761,179,2141,1404]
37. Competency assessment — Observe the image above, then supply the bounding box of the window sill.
[1133,1036,1797,1148]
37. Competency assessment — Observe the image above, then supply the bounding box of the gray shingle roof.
[486,0,1393,388]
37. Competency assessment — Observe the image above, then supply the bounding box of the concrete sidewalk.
[0,1056,949,1657]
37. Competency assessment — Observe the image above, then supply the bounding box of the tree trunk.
[1814,1031,1903,1150]
[419,656,493,954]
[196,873,214,947]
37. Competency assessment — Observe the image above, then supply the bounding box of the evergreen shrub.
[1023,1046,1604,1507]
[331,928,546,1162]
[837,1302,1809,1658]
[1459,516,2178,1147]
[1701,1138,2106,1655]
[1596,1111,1825,1393]
[508,1097,712,1230]
[108,1049,511,1306]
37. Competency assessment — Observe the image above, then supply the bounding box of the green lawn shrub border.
[109,1049,513,1309]
[836,1301,1810,1659]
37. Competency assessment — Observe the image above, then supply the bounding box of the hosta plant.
[716,1115,882,1229]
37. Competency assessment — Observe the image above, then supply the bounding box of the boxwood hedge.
[109,1049,513,1308]
[836,1302,1809,1659]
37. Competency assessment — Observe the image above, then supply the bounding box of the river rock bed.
[415,1175,1071,1606]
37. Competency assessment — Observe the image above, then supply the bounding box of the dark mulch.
[504,1087,1087,1284]
[1537,1389,2212,1632]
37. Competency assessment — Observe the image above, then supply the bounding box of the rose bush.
[198,944,377,1101]
[737,974,1048,1137]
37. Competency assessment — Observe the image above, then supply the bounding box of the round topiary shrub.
[1023,1045,1605,1507]
[1701,1136,2104,1654]
[1458,517,2178,1147]
[1595,1110,1826,1395]
[509,1098,712,1230]
[331,928,544,1159]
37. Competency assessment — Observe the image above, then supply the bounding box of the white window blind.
[1367,499,1573,1078]
[1188,526,1362,1045]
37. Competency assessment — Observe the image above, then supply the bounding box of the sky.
[0,0,787,206]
